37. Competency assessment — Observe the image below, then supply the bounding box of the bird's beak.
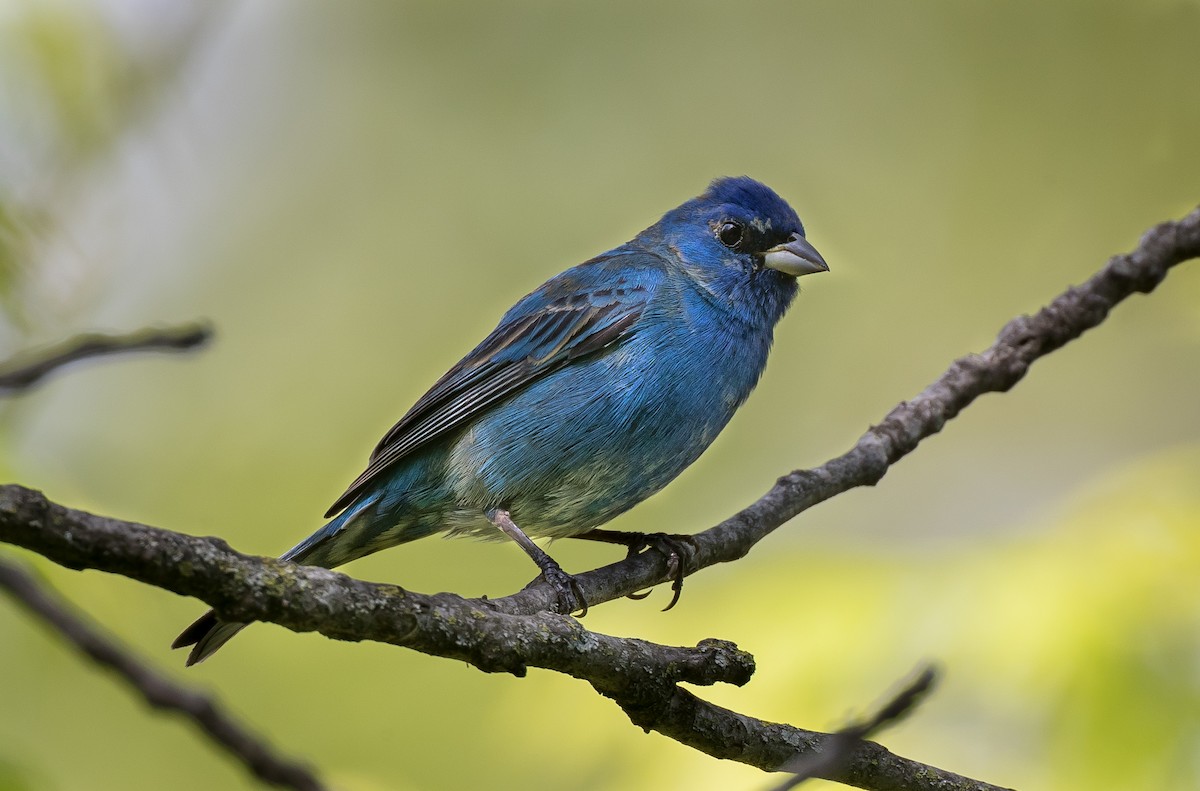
[762,233,828,277]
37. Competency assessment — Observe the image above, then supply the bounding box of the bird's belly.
[442,336,760,539]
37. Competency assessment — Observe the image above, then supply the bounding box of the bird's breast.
[443,301,773,537]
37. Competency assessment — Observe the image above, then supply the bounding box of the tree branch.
[1,204,1197,790]
[0,322,212,392]
[0,489,754,684]
[0,484,1006,791]
[0,557,326,791]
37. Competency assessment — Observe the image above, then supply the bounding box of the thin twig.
[0,322,213,392]
[0,557,327,791]
[770,665,939,791]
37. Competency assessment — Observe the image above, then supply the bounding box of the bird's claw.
[618,532,697,611]
[571,528,697,609]
[647,533,696,611]
[540,565,589,618]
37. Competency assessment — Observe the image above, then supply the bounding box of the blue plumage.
[174,176,827,664]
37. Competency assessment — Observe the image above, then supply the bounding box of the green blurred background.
[1,1,1199,789]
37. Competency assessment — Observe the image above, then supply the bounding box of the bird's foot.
[536,560,589,618]
[574,529,698,611]
[487,507,588,617]
[632,532,697,611]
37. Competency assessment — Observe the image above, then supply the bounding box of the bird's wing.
[324,261,657,517]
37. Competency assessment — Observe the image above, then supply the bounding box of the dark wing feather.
[324,280,651,517]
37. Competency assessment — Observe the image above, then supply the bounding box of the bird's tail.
[172,494,383,665]
[172,611,247,666]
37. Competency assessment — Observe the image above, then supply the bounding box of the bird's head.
[641,176,827,322]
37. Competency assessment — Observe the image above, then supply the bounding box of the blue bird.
[174,176,827,664]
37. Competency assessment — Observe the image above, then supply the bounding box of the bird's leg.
[571,528,698,611]
[486,509,588,617]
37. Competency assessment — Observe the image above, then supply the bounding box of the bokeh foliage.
[1,2,1198,790]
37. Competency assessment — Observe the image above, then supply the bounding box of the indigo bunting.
[174,176,826,664]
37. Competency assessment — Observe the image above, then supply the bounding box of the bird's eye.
[716,221,745,249]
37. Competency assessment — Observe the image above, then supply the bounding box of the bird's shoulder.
[501,246,669,317]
